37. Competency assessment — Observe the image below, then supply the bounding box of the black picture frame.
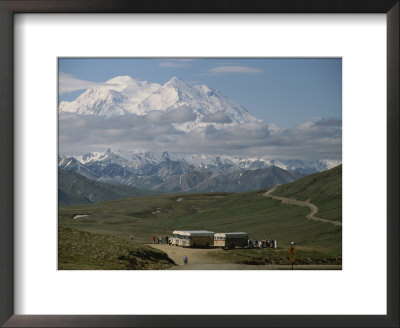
[0,1,398,327]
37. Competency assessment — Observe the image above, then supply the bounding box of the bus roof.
[214,232,248,237]
[172,230,214,236]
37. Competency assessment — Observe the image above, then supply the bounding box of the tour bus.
[214,232,248,249]
[170,230,214,248]
[170,231,183,246]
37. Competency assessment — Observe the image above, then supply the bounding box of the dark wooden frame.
[0,1,398,327]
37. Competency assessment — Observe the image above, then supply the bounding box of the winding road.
[264,185,342,226]
[147,185,342,269]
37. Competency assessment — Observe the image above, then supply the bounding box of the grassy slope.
[59,189,341,256]
[59,167,342,266]
[59,170,154,207]
[58,226,175,270]
[271,165,342,221]
[210,247,341,265]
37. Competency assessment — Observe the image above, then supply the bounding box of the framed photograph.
[57,57,343,272]
[0,1,398,327]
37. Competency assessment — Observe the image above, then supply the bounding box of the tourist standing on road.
[183,255,188,264]
[158,236,162,244]
[166,236,169,244]
[152,236,156,244]
[274,240,277,248]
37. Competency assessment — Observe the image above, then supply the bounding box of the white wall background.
[14,14,386,315]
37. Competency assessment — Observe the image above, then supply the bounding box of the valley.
[57,70,342,270]
[58,165,342,269]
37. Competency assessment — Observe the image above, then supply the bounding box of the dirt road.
[264,186,342,226]
[148,244,341,270]
[149,243,223,265]
[169,263,341,270]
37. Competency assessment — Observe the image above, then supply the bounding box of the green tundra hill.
[58,226,174,270]
[58,169,154,207]
[271,164,342,221]
[59,167,342,257]
[59,166,342,267]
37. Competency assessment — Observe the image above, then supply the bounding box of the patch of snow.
[73,214,89,219]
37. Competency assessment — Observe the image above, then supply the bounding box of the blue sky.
[59,58,341,128]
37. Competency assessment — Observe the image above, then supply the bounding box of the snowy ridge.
[66,148,341,173]
[59,76,161,117]
[59,149,341,193]
[59,75,258,127]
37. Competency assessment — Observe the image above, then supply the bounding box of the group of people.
[152,235,170,244]
[248,238,277,249]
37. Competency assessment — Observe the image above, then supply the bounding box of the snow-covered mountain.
[59,76,257,128]
[59,148,341,193]
[59,75,342,192]
[59,76,161,117]
[69,148,340,172]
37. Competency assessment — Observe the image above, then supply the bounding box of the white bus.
[214,232,248,249]
[170,231,183,246]
[170,230,214,248]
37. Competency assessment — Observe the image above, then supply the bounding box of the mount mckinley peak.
[59,75,258,128]
[59,75,342,193]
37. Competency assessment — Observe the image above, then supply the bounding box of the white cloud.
[59,113,341,161]
[159,62,187,68]
[58,73,115,94]
[206,66,264,74]
[201,111,232,123]
[159,59,198,68]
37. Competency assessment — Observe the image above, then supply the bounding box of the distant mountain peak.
[59,75,258,127]
[163,77,188,93]
[60,148,342,194]
[161,151,170,161]
[106,75,136,84]
[166,76,182,83]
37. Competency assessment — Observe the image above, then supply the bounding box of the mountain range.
[59,148,340,193]
[59,75,341,193]
[59,76,257,131]
[58,169,155,206]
